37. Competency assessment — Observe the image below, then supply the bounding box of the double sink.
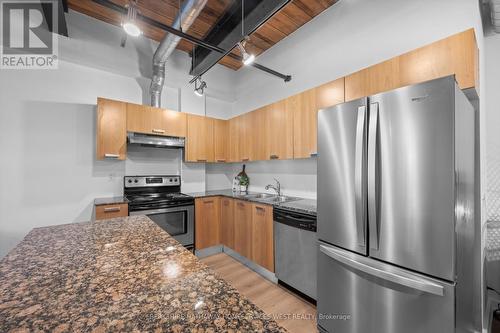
[237,193,299,204]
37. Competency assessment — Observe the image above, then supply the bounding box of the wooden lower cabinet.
[195,197,220,250]
[220,197,235,249]
[95,203,128,220]
[195,197,275,272]
[234,200,253,259]
[251,203,274,272]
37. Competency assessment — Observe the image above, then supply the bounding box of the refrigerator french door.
[317,76,476,333]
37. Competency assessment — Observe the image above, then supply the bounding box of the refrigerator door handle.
[355,105,367,247]
[319,244,445,296]
[368,102,379,250]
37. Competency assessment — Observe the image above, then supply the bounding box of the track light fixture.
[194,77,207,97]
[122,0,141,37]
[237,40,255,66]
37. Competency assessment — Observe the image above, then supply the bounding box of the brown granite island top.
[0,216,287,333]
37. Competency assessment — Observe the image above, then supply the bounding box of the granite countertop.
[94,196,128,206]
[186,189,317,215]
[0,216,286,332]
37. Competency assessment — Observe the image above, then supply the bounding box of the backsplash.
[206,158,317,199]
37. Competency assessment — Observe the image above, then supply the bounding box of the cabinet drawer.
[95,203,128,220]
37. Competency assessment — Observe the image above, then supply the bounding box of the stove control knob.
[134,179,138,183]
[127,179,132,183]
[169,179,173,182]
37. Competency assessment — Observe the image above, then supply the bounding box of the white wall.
[0,10,236,257]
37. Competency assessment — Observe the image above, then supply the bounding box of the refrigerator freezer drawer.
[317,243,455,333]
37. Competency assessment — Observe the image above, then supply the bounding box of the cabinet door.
[234,200,252,259]
[220,197,235,249]
[150,107,187,137]
[251,107,268,161]
[214,119,229,163]
[345,57,400,101]
[251,203,274,272]
[289,89,317,159]
[228,116,241,162]
[399,28,477,91]
[97,98,127,160]
[266,99,294,160]
[195,197,221,250]
[186,114,215,163]
[238,113,253,162]
[126,102,152,134]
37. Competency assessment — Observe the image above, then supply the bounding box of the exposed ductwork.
[150,0,207,108]
[492,0,500,33]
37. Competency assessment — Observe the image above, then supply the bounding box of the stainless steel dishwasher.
[274,206,317,300]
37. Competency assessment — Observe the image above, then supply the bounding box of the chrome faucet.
[265,178,281,196]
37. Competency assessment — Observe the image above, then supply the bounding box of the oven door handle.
[129,206,193,215]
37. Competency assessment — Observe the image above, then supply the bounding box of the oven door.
[130,205,194,248]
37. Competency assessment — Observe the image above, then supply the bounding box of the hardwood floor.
[201,253,317,333]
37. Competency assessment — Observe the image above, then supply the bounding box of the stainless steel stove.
[125,175,194,251]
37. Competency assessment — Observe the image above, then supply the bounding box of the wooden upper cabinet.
[315,78,345,110]
[251,107,268,161]
[234,200,252,259]
[126,102,186,137]
[150,106,187,137]
[345,57,400,101]
[126,102,150,134]
[96,98,127,160]
[195,197,221,250]
[251,203,274,272]
[214,119,229,163]
[228,116,241,163]
[291,78,345,159]
[238,113,253,162]
[186,114,215,163]
[220,197,235,249]
[266,100,294,160]
[345,29,478,101]
[399,28,478,91]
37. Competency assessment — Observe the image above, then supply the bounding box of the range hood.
[127,132,185,149]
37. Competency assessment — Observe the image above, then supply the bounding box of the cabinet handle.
[104,206,121,212]
[270,154,279,160]
[204,200,214,204]
[255,206,266,212]
[197,159,207,162]
[152,129,165,134]
[241,158,249,161]
[216,159,226,162]
[310,152,318,157]
[104,153,120,159]
[237,202,245,207]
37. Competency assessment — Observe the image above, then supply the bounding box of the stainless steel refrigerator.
[317,76,476,333]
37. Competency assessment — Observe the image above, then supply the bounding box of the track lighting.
[237,41,255,66]
[194,77,207,97]
[122,0,141,37]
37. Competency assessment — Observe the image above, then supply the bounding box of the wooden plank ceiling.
[68,0,338,70]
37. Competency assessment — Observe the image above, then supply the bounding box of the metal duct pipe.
[150,0,207,107]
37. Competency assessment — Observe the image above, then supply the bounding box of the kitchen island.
[0,216,286,332]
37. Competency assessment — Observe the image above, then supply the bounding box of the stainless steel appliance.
[317,76,477,333]
[125,175,194,250]
[486,221,500,333]
[127,132,185,148]
[274,206,317,300]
